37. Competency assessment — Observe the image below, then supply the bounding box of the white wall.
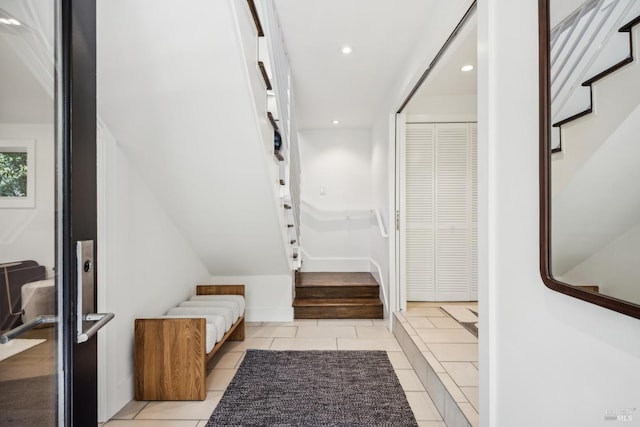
[97,126,210,421]
[561,221,640,305]
[208,274,293,322]
[371,115,395,317]
[370,0,475,317]
[0,124,54,274]
[479,1,640,426]
[299,129,373,272]
[405,94,477,116]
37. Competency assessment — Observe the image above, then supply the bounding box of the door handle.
[76,240,114,344]
[76,312,114,343]
[0,314,57,344]
[0,311,113,344]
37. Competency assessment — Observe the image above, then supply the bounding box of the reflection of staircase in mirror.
[550,0,640,153]
[552,15,640,196]
[550,2,640,299]
[551,15,640,298]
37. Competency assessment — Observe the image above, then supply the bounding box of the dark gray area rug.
[206,349,418,427]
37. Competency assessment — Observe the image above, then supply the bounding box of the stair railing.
[550,0,637,130]
[258,0,301,262]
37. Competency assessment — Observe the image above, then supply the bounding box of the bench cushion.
[190,295,245,315]
[179,300,240,322]
[167,306,234,332]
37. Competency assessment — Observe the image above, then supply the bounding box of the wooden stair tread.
[293,298,382,307]
[296,272,378,287]
[296,283,379,288]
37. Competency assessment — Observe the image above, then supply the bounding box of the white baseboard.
[246,307,294,322]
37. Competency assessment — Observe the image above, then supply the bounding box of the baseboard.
[245,307,294,322]
[104,374,134,422]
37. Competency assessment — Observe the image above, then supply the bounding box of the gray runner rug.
[206,349,418,427]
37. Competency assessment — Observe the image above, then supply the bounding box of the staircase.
[293,272,383,319]
[550,0,640,152]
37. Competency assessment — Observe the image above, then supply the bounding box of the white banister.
[374,209,389,239]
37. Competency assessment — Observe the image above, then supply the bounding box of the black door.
[60,1,102,425]
[0,1,104,425]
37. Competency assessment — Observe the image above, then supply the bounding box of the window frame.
[0,139,36,208]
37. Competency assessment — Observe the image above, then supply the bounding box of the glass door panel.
[0,1,59,424]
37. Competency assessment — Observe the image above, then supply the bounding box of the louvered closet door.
[435,123,472,301]
[403,122,477,301]
[470,124,478,299]
[404,123,435,300]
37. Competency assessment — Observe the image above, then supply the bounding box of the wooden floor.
[0,327,56,426]
[293,272,383,319]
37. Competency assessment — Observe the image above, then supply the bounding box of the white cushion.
[168,307,233,332]
[21,279,55,323]
[179,300,240,322]
[190,295,245,315]
[159,315,218,352]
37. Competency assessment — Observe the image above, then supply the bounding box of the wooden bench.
[134,285,245,401]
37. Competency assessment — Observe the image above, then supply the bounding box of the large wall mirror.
[539,0,640,318]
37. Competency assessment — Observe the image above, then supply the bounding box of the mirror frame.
[538,0,640,319]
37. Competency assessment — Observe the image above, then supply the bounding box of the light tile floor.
[398,302,479,426]
[102,319,445,427]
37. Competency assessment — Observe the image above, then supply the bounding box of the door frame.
[58,0,98,425]
[395,113,407,311]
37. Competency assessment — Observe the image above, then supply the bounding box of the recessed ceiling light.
[461,64,474,72]
[341,45,353,55]
[0,17,21,26]
[332,120,340,125]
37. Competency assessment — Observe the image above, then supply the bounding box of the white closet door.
[435,123,471,300]
[403,122,478,302]
[404,123,435,300]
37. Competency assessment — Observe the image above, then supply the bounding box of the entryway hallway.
[101,319,445,426]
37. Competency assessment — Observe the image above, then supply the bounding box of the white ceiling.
[273,0,442,130]
[273,0,588,129]
[405,13,477,114]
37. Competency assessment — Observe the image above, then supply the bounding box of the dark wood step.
[293,272,383,319]
[296,272,378,287]
[293,298,382,307]
[293,298,383,319]
[295,285,379,299]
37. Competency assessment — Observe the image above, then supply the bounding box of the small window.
[0,140,35,208]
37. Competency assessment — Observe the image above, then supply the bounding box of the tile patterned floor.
[394,302,479,427]
[102,319,446,427]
